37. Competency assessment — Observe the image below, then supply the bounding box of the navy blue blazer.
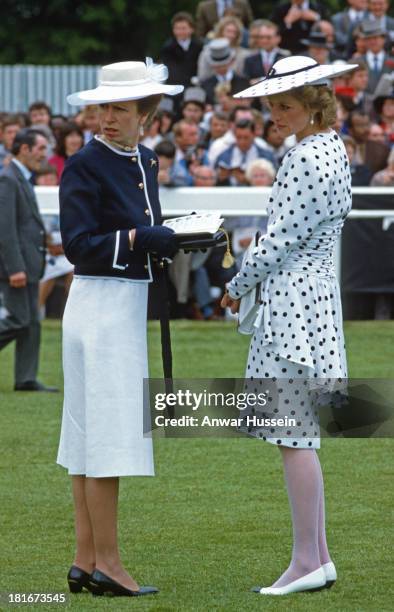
[60,138,162,281]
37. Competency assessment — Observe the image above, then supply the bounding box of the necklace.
[99,134,138,153]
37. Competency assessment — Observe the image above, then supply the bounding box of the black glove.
[134,225,178,258]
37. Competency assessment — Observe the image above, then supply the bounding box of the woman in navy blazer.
[57,59,183,598]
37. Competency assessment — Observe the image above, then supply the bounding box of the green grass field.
[0,320,393,611]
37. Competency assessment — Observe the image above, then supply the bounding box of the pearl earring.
[310,115,315,126]
[139,125,144,136]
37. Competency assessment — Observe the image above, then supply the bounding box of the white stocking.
[271,447,322,588]
[314,451,332,565]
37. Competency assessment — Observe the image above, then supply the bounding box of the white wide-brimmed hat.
[67,58,184,106]
[234,56,358,99]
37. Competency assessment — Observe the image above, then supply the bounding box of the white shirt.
[216,0,233,18]
[366,49,385,72]
[141,134,162,150]
[208,131,268,166]
[216,68,234,83]
[227,143,263,185]
[260,49,278,70]
[177,38,191,52]
[12,158,32,182]
[348,8,365,23]
[175,147,185,163]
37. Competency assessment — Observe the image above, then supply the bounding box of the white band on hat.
[100,78,152,87]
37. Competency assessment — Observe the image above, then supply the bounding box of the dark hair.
[348,110,370,128]
[182,99,205,110]
[336,94,356,113]
[235,119,255,132]
[35,163,58,177]
[55,122,84,157]
[11,128,47,155]
[2,114,24,130]
[154,140,176,159]
[263,119,275,139]
[51,114,68,127]
[2,115,23,130]
[28,100,52,117]
[171,11,194,29]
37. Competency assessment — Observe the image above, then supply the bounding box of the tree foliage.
[0,1,389,65]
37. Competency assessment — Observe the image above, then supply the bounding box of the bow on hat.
[145,57,168,84]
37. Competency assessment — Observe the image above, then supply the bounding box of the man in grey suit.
[332,0,369,55]
[367,0,394,41]
[359,20,394,93]
[0,128,58,392]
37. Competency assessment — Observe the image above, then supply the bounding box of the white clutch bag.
[237,232,263,335]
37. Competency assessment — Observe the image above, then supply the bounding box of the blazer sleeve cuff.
[112,229,130,270]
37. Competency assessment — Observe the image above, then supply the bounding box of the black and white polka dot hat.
[234,56,358,99]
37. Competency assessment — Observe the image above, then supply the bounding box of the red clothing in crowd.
[48,154,66,181]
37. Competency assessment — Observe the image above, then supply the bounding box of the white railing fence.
[36,186,394,283]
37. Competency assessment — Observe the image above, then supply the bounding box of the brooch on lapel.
[150,158,157,167]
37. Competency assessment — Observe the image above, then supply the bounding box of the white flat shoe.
[252,567,326,595]
[322,561,337,588]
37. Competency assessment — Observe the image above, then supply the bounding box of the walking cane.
[155,259,175,418]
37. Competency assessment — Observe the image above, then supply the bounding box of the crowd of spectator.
[1,0,393,319]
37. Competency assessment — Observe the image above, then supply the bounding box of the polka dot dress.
[241,345,320,448]
[228,131,352,449]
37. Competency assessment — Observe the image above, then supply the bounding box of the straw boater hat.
[233,56,358,99]
[67,58,184,105]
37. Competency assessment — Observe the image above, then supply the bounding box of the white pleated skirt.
[57,276,154,477]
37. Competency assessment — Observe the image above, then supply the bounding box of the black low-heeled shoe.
[89,569,159,597]
[67,565,94,593]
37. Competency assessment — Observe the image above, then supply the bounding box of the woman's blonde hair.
[214,81,232,98]
[268,85,337,129]
[214,16,243,47]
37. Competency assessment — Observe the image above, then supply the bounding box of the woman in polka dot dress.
[221,56,357,595]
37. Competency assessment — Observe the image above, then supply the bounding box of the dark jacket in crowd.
[358,140,391,175]
[160,36,203,89]
[243,50,290,80]
[201,73,250,105]
[270,2,329,55]
[350,163,373,187]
